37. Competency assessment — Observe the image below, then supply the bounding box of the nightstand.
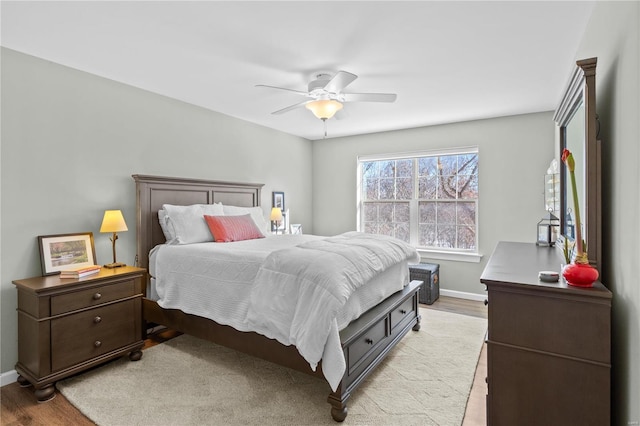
[13,266,146,401]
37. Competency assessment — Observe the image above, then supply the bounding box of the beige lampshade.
[100,210,128,233]
[270,207,283,222]
[305,99,343,120]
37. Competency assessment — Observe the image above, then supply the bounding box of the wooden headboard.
[132,174,264,269]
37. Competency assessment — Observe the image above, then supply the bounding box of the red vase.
[562,262,599,287]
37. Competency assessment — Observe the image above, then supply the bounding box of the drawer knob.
[93,293,102,300]
[400,309,407,314]
[365,338,374,345]
[93,316,102,324]
[94,341,102,348]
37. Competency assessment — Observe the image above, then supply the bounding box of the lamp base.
[104,262,126,269]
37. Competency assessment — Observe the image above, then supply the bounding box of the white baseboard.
[440,289,486,302]
[1,369,18,387]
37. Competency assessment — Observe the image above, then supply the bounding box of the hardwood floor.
[1,296,487,426]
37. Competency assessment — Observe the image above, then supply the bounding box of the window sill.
[417,249,483,263]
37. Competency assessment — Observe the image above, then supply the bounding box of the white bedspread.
[244,231,420,390]
[150,235,321,332]
[150,232,418,392]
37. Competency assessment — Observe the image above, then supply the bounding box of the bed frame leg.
[327,393,348,422]
[129,349,143,361]
[412,312,422,331]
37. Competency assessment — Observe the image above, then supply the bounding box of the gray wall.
[0,48,313,373]
[312,112,556,296]
[577,2,639,424]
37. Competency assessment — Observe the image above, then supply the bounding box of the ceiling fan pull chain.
[323,118,328,138]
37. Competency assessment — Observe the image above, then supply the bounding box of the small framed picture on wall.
[272,191,285,210]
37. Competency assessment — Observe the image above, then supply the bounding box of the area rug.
[58,308,487,426]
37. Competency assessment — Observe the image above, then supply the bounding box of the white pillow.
[161,203,224,244]
[222,205,268,236]
[157,209,174,243]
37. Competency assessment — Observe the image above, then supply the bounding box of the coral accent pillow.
[204,214,266,243]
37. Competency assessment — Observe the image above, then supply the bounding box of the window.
[358,147,479,253]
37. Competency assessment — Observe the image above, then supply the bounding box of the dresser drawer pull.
[93,316,102,324]
[94,341,102,348]
[400,309,407,314]
[93,293,102,300]
[365,338,374,345]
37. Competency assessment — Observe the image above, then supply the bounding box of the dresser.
[481,242,611,426]
[13,266,146,401]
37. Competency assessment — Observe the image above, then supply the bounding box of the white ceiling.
[1,1,595,141]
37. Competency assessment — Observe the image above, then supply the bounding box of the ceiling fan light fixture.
[305,99,343,120]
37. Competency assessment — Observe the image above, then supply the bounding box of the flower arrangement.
[561,148,588,263]
[561,148,598,286]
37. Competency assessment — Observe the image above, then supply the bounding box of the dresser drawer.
[51,279,136,315]
[390,296,415,330]
[488,342,610,426]
[347,316,388,373]
[488,288,611,363]
[51,299,138,371]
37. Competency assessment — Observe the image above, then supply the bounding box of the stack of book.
[59,265,101,279]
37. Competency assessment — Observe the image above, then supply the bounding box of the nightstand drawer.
[51,279,136,315]
[51,299,137,371]
[390,296,415,330]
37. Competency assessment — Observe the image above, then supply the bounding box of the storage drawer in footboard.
[346,316,388,374]
[390,295,416,330]
[339,281,421,390]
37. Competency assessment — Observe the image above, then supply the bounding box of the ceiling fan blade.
[255,84,309,96]
[271,100,310,115]
[323,71,358,93]
[343,93,397,103]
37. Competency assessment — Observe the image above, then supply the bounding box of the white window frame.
[357,147,482,263]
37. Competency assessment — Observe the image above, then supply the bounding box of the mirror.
[553,57,601,271]
[544,159,560,214]
[565,102,585,236]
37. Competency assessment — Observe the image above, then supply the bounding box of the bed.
[133,174,422,422]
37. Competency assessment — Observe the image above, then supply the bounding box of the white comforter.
[151,232,418,391]
[244,231,420,390]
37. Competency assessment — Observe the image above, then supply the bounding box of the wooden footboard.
[329,280,421,421]
[143,280,421,422]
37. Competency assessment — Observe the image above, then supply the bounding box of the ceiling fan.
[256,70,397,122]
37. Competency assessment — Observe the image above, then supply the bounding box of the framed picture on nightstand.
[38,232,97,276]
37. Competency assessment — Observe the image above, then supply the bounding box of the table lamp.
[100,210,128,268]
[270,207,283,234]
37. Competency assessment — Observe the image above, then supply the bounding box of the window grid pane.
[361,201,410,243]
[360,152,478,251]
[361,160,414,201]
